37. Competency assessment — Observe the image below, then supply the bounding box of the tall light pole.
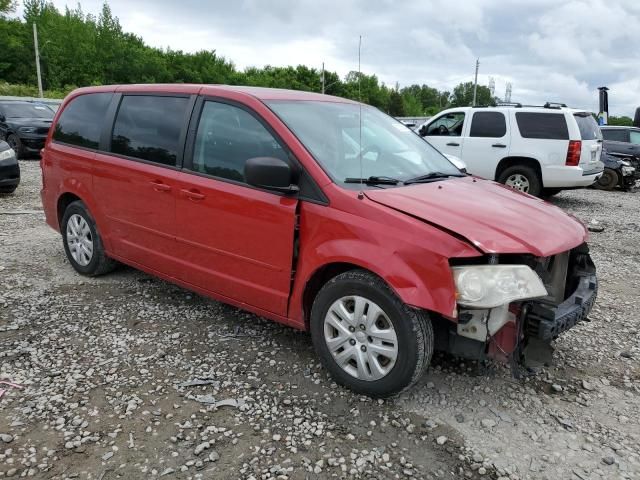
[321,62,325,94]
[33,23,43,98]
[472,58,479,106]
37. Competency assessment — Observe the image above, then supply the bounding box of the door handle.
[446,142,460,147]
[180,189,205,200]
[492,143,507,148]
[150,180,171,192]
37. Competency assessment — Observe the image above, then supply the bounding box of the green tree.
[0,0,16,16]
[607,116,633,126]
[449,82,496,107]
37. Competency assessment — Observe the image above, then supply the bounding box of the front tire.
[61,201,116,276]
[498,165,542,197]
[310,270,433,397]
[594,168,619,191]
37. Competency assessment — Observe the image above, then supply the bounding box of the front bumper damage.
[442,243,597,372]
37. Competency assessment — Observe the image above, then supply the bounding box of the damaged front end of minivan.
[437,243,597,374]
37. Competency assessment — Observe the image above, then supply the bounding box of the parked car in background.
[41,85,597,397]
[594,147,637,191]
[0,140,20,194]
[0,100,55,159]
[418,104,604,197]
[600,126,640,174]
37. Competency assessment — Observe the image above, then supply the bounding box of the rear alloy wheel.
[61,201,117,276]
[310,270,433,397]
[498,165,542,197]
[594,168,619,191]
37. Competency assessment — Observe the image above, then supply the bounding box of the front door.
[174,99,298,316]
[421,110,466,158]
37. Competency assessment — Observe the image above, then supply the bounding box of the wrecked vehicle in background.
[41,84,597,397]
[594,147,637,191]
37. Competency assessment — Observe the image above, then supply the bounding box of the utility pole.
[472,58,479,106]
[33,23,43,98]
[321,62,325,94]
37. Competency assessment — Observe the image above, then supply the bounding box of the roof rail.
[543,102,567,109]
[496,102,522,108]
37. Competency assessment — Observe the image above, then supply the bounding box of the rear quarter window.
[515,112,569,140]
[574,114,602,140]
[52,93,113,149]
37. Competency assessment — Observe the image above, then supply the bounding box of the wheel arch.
[57,192,82,229]
[495,156,542,182]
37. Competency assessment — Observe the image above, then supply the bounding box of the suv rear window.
[111,95,189,166]
[53,93,113,149]
[469,112,506,137]
[574,114,602,140]
[515,112,569,140]
[601,129,628,142]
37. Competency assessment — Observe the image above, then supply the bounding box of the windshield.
[0,102,54,119]
[267,101,461,185]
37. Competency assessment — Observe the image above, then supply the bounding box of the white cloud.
[15,0,640,116]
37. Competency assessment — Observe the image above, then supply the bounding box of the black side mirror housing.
[418,125,427,136]
[245,157,299,194]
[0,114,5,122]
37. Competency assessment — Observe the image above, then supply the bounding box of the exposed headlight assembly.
[0,148,16,162]
[18,126,37,133]
[452,265,547,309]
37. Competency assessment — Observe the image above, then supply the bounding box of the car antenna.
[358,35,364,200]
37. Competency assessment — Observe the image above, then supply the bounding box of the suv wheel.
[61,201,116,276]
[594,168,619,191]
[310,270,433,397]
[498,165,542,197]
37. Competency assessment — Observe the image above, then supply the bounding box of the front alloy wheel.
[505,173,530,193]
[311,270,433,397]
[324,295,398,381]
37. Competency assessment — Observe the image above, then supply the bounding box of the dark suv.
[0,101,55,159]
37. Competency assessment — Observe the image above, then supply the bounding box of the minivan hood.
[365,177,587,257]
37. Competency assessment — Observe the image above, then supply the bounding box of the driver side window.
[425,112,465,137]
[191,101,289,183]
[629,130,640,145]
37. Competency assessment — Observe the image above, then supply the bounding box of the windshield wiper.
[344,176,400,185]
[403,171,463,185]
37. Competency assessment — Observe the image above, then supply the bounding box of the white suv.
[418,104,604,197]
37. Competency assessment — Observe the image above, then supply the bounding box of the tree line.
[0,0,500,116]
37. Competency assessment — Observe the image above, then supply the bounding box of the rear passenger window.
[630,131,640,145]
[601,129,628,142]
[469,112,506,137]
[191,101,289,183]
[515,113,569,140]
[111,95,189,166]
[53,93,112,149]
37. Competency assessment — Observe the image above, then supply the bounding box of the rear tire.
[594,168,619,191]
[310,269,433,398]
[61,201,117,276]
[498,164,542,197]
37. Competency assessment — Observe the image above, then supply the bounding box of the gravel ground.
[0,161,638,480]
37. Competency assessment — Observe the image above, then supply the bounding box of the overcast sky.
[17,0,640,116]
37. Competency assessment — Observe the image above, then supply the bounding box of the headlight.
[18,126,37,133]
[620,160,631,167]
[0,148,16,162]
[452,265,547,308]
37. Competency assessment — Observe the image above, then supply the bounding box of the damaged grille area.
[524,243,597,341]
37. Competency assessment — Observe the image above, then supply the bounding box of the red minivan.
[41,84,597,396]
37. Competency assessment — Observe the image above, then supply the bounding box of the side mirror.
[418,125,428,136]
[0,114,5,122]
[245,157,299,194]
